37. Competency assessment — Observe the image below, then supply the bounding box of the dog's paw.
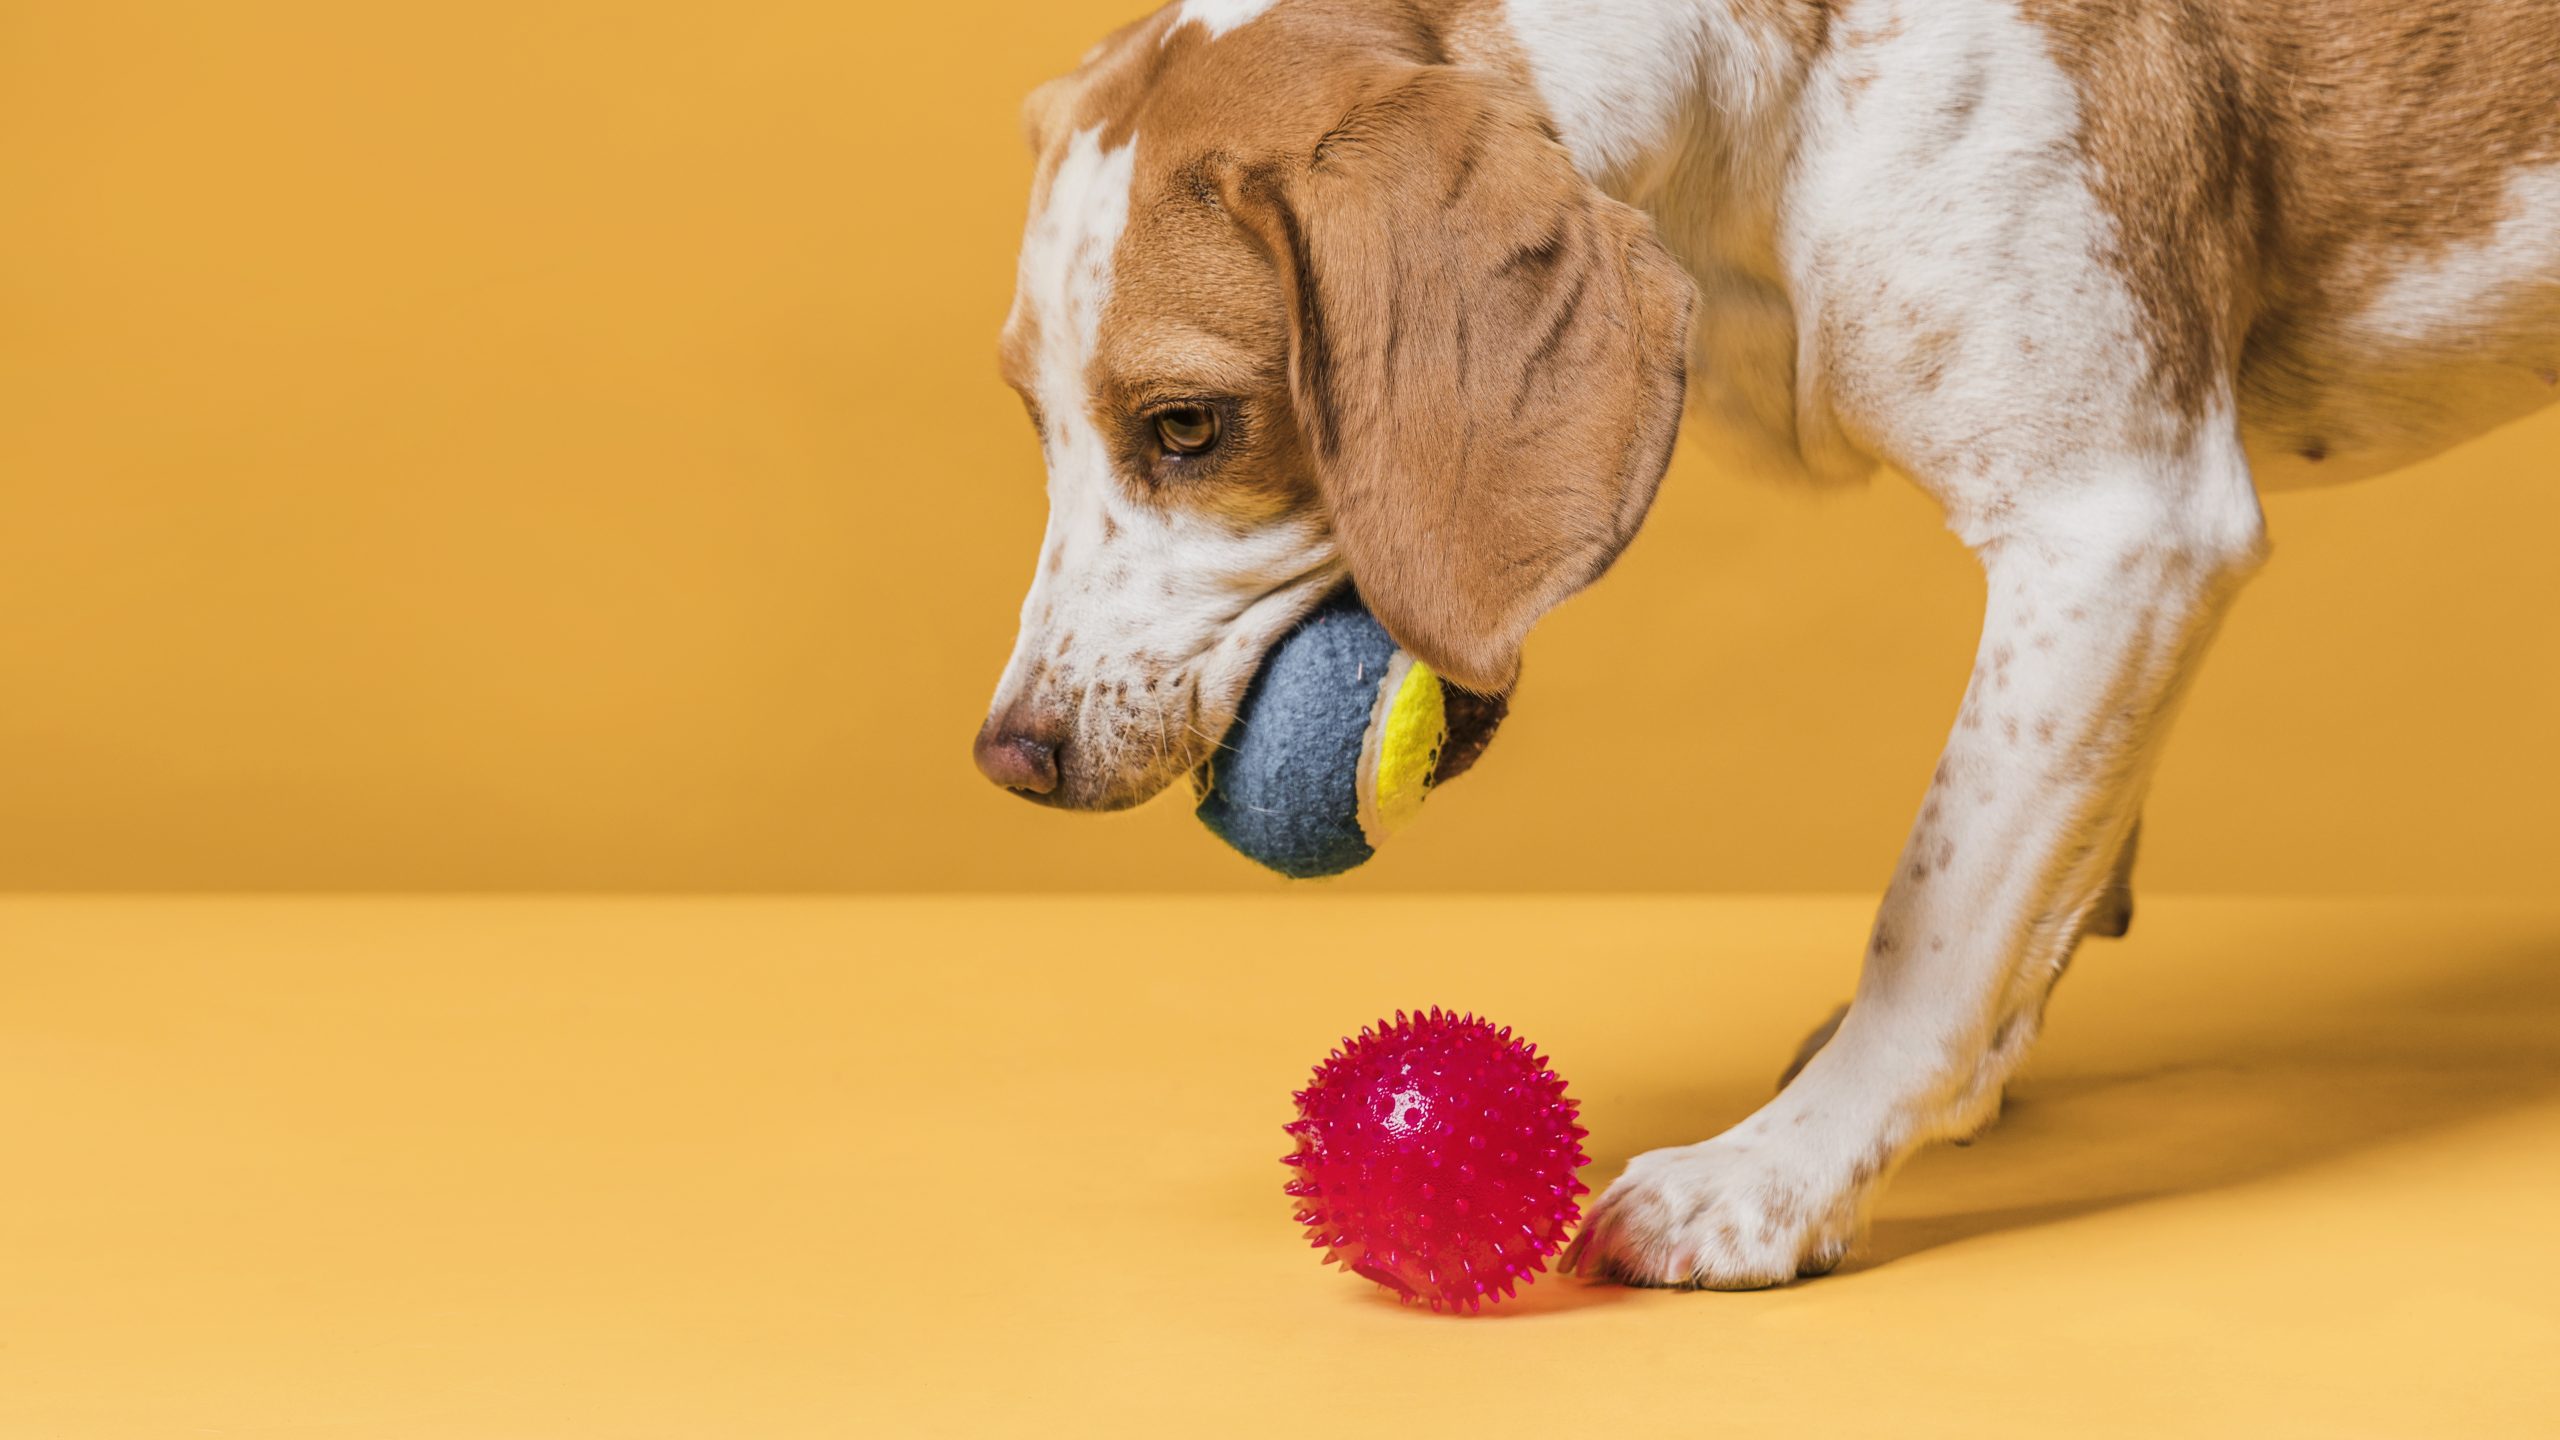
[1560,1132,1875,1290]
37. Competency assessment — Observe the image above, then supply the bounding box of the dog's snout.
[973,710,1062,796]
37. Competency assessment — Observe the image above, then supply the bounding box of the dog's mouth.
[1180,599,1514,807]
[1019,565,1356,813]
[1433,684,1509,784]
[1036,656,1507,815]
[1029,675,1260,813]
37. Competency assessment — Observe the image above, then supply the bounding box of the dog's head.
[974,0,1692,809]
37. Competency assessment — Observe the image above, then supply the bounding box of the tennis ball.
[1194,590,1507,878]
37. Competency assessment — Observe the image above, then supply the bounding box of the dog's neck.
[1461,0,1819,260]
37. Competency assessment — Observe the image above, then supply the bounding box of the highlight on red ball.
[1280,1008,1590,1313]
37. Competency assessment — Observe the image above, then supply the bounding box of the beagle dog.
[970,0,2560,1288]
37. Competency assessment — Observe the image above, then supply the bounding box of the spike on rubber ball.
[1195,590,1507,878]
[1280,1008,1590,1313]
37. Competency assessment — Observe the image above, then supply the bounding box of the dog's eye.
[1153,406,1220,455]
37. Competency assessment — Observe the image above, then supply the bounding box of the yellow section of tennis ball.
[1356,654,1448,848]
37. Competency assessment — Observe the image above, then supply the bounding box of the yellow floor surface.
[3,895,2556,1437]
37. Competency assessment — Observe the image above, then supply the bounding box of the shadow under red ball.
[1282,1008,1590,1313]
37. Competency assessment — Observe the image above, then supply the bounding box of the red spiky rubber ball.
[1281,1008,1589,1313]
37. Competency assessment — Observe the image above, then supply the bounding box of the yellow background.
[5,894,2557,1436]
[4,0,2557,894]
[6,8,2560,1435]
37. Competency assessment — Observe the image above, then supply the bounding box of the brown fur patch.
[2022,0,2560,416]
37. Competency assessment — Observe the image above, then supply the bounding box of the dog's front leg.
[1565,478,2265,1288]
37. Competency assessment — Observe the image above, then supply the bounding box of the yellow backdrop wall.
[4,1,2555,893]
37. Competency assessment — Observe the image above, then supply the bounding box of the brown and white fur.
[971,0,2560,1288]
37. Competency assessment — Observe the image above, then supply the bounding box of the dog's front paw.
[1560,1131,1877,1290]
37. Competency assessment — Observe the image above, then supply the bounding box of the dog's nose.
[973,713,1061,796]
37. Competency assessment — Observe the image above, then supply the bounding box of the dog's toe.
[1563,1135,1868,1291]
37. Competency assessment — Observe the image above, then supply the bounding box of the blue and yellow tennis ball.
[1194,590,1508,878]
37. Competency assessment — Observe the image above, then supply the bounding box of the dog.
[970,0,2560,1288]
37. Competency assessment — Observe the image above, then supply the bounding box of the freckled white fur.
[1783,0,2181,509]
[1165,0,1280,44]
[998,124,1140,726]
[996,123,1337,805]
[1502,0,1791,191]
[1531,0,2273,1289]
[1015,128,1136,447]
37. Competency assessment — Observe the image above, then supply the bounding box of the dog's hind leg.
[2084,816,2141,940]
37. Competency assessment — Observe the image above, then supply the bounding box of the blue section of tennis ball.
[1194,590,1506,879]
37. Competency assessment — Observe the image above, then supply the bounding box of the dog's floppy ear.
[1230,66,1693,693]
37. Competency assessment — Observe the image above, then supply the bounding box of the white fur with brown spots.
[974,0,2558,1287]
